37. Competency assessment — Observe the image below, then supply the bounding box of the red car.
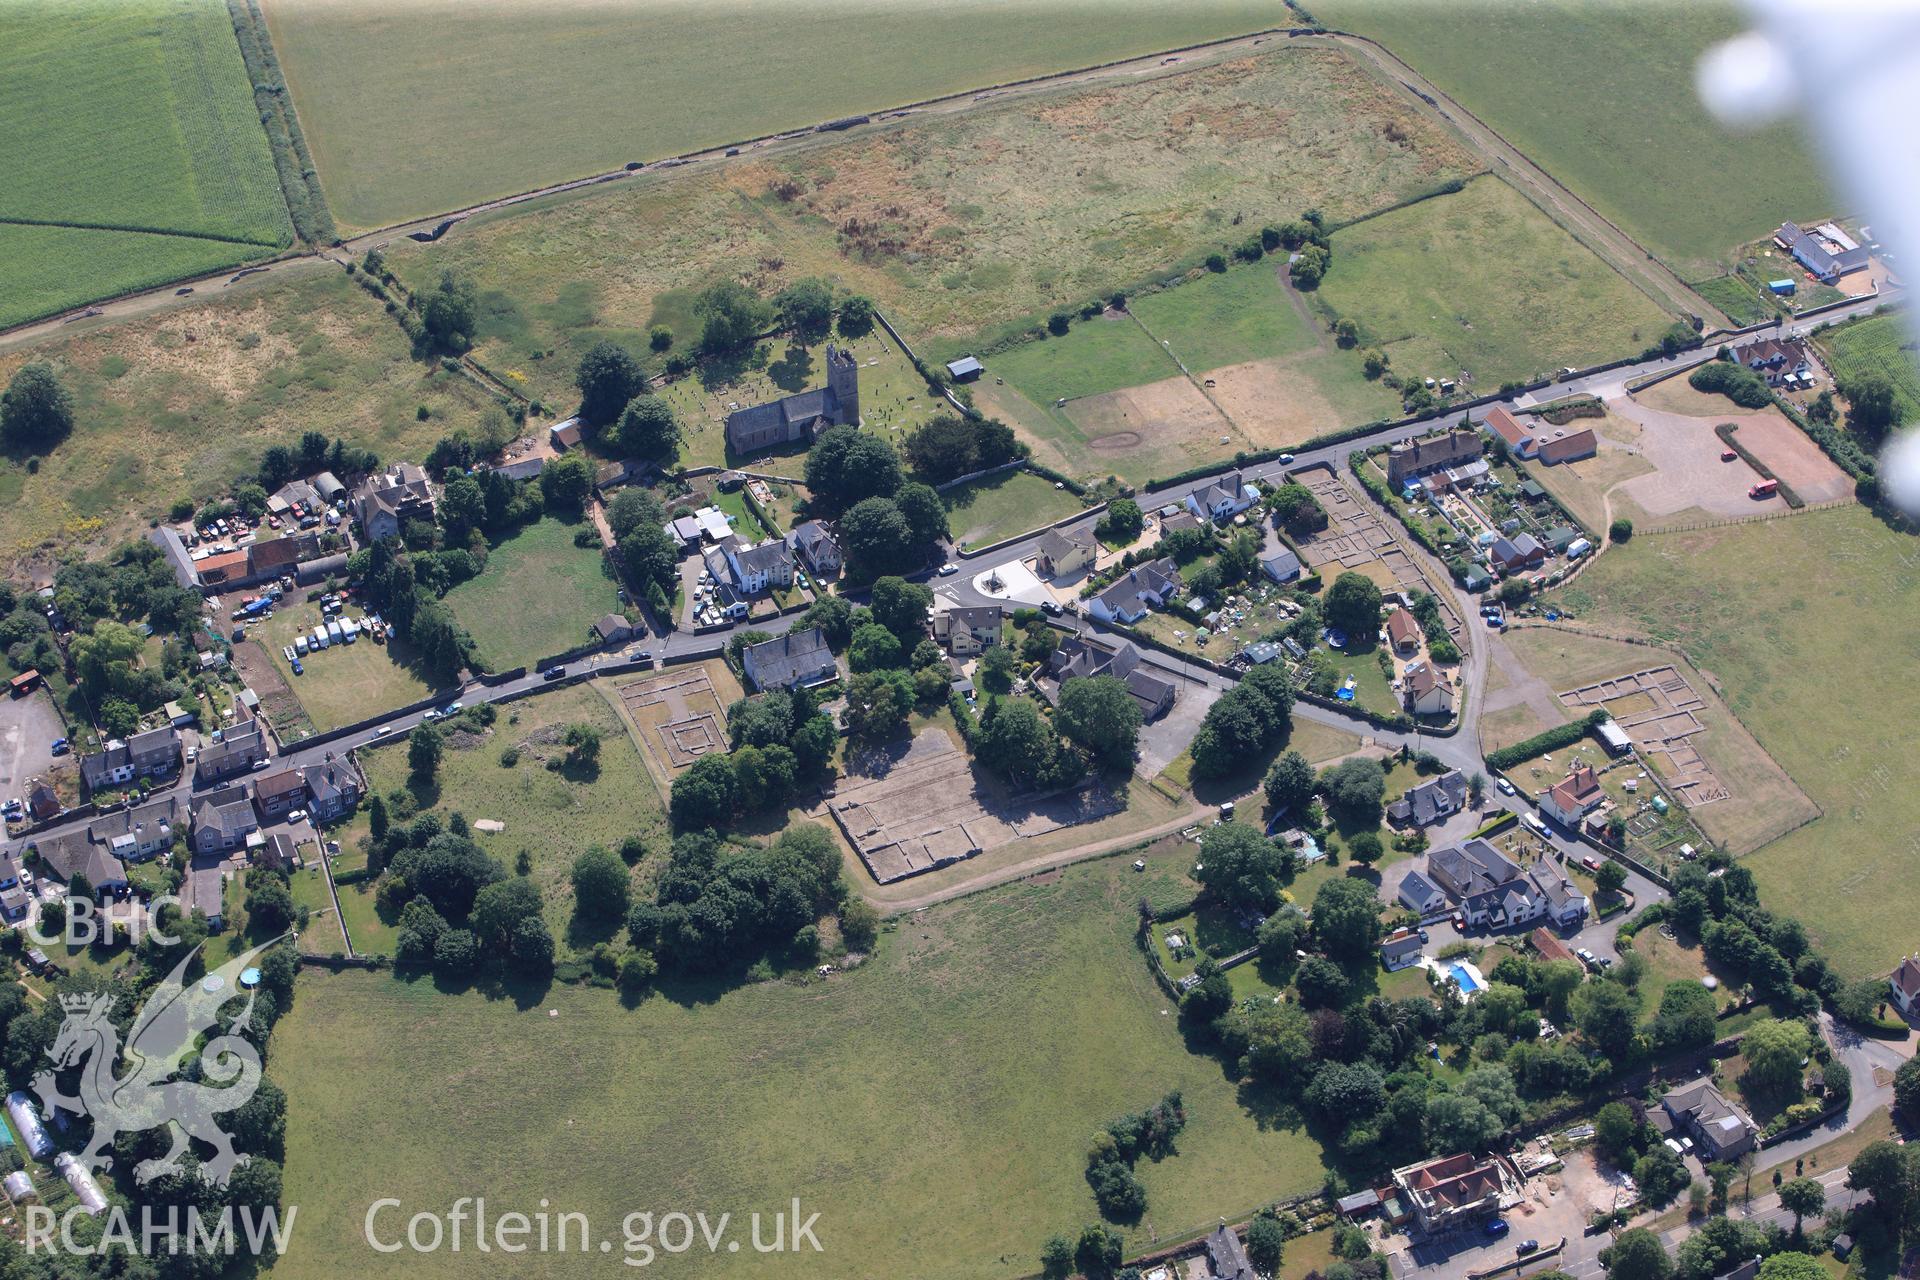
[1721,449,1738,462]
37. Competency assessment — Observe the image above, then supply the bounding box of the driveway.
[1134,672,1221,777]
[0,689,65,801]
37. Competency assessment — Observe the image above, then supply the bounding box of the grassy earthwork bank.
[271,846,1325,1280]
[0,0,292,325]
[1315,176,1675,389]
[443,515,624,671]
[1308,0,1834,275]
[262,0,1298,230]
[0,270,495,568]
[1550,506,1920,977]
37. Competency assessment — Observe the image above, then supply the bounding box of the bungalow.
[1382,932,1426,972]
[742,627,838,691]
[787,521,843,577]
[1405,660,1455,717]
[1183,471,1259,523]
[1387,430,1483,489]
[1540,762,1606,827]
[1087,557,1180,625]
[722,540,797,595]
[1730,336,1815,387]
[1159,508,1201,537]
[1385,607,1423,655]
[1482,405,1536,459]
[1535,427,1597,466]
[1489,533,1547,574]
[1890,955,1920,1016]
[253,768,306,820]
[192,786,259,855]
[1662,1079,1756,1161]
[1531,927,1577,966]
[1260,548,1303,583]
[1048,636,1176,720]
[931,604,1003,657]
[1034,526,1096,580]
[29,829,129,895]
[301,758,362,822]
[1387,770,1467,828]
[255,831,302,873]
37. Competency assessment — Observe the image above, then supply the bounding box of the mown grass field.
[349,682,667,959]
[381,43,1477,408]
[263,0,1297,230]
[942,468,1084,549]
[0,271,494,570]
[1310,0,1834,275]
[0,0,291,325]
[1130,264,1320,373]
[989,315,1179,406]
[1815,313,1920,425]
[253,601,445,733]
[1550,506,1920,977]
[271,846,1326,1280]
[1317,177,1674,388]
[444,516,623,671]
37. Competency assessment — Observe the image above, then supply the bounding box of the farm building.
[1482,405,1536,458]
[1535,428,1597,466]
[945,356,983,382]
[1774,221,1869,283]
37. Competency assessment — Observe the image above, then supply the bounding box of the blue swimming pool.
[1449,963,1484,993]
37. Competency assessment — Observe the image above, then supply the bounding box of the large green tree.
[614,393,681,462]
[1,362,74,450]
[1055,675,1141,767]
[1193,823,1286,912]
[696,280,775,355]
[1263,750,1317,816]
[1323,571,1383,639]
[1311,876,1384,960]
[575,341,647,425]
[1601,1229,1674,1280]
[1740,1018,1811,1097]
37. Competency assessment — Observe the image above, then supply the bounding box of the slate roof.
[1261,547,1302,581]
[1387,769,1466,826]
[732,540,794,578]
[743,628,836,689]
[1092,556,1179,618]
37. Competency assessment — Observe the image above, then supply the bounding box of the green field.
[1317,177,1674,388]
[271,847,1326,1280]
[1130,263,1321,374]
[378,41,1476,404]
[1815,314,1920,425]
[0,271,493,568]
[254,602,445,733]
[444,516,624,670]
[1550,506,1920,977]
[0,0,291,325]
[943,468,1085,549]
[1310,0,1835,275]
[264,0,1306,230]
[989,316,1180,406]
[348,682,666,958]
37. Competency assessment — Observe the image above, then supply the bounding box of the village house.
[1730,336,1816,388]
[1774,221,1870,284]
[1382,932,1426,972]
[1046,636,1176,721]
[87,794,184,863]
[1385,607,1423,656]
[742,628,838,692]
[82,726,181,793]
[1204,1225,1258,1280]
[1387,430,1483,489]
[1424,839,1589,930]
[1183,471,1259,523]
[182,862,226,930]
[1087,557,1181,625]
[1890,955,1920,1017]
[29,826,130,896]
[1482,405,1536,459]
[253,767,306,821]
[351,462,436,543]
[0,856,29,924]
[1387,769,1467,828]
[1539,761,1606,827]
[1405,660,1455,717]
[1398,868,1452,918]
[594,613,638,647]
[931,604,1003,657]
[1489,532,1547,575]
[787,521,843,577]
[1392,1152,1511,1235]
[301,759,362,822]
[724,345,860,455]
[1662,1079,1757,1160]
[196,715,267,783]
[1034,526,1096,579]
[192,786,259,856]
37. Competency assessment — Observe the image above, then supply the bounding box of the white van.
[312,625,330,650]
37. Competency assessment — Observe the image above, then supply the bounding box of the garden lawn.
[1317,177,1674,388]
[270,844,1328,1280]
[1550,506,1920,977]
[355,682,667,959]
[1815,314,1920,426]
[943,469,1083,549]
[445,517,623,671]
[0,271,493,571]
[0,0,291,325]
[264,0,1298,230]
[1310,0,1834,275]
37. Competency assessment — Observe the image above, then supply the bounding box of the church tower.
[825,343,861,426]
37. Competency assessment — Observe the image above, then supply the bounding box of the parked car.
[1721,449,1739,462]
[1524,812,1547,834]
[443,701,464,715]
[1040,600,1063,616]
[1517,1240,1540,1256]
[1496,778,1516,795]
[937,564,958,576]
[1485,1219,1509,1239]
[1278,453,1295,464]
[50,738,68,756]
[374,726,394,738]
[421,710,440,722]
[290,658,303,675]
